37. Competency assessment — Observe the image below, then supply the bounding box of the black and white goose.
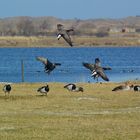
[112,83,134,91]
[133,85,140,91]
[64,83,83,92]
[36,56,61,74]
[83,58,111,82]
[57,24,74,47]
[3,84,11,96]
[37,85,49,95]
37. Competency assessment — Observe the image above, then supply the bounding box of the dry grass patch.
[0,36,140,47]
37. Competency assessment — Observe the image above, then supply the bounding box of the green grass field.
[0,82,140,140]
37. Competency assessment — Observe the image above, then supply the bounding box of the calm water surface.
[0,47,139,83]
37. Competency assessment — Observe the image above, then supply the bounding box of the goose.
[112,83,134,91]
[64,83,83,92]
[36,56,61,74]
[83,58,111,82]
[3,84,11,96]
[57,24,74,47]
[133,85,140,91]
[37,85,49,95]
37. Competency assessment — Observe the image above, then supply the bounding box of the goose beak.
[57,34,61,40]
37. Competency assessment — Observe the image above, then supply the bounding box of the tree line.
[0,16,113,37]
[0,16,139,37]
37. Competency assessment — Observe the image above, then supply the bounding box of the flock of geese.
[2,82,140,96]
[36,56,111,82]
[2,24,140,96]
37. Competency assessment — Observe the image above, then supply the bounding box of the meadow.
[0,82,140,140]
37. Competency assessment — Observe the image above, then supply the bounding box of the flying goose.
[37,84,49,95]
[57,24,74,47]
[64,83,83,92]
[112,83,134,91]
[3,84,11,96]
[36,56,61,74]
[83,58,111,82]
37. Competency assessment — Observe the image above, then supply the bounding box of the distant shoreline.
[0,36,140,47]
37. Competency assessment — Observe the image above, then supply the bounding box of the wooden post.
[21,60,24,82]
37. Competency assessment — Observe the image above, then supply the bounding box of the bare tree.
[17,18,34,36]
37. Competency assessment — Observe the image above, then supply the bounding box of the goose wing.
[37,86,45,92]
[96,67,109,81]
[36,57,53,66]
[36,57,47,65]
[62,33,73,46]
[82,62,95,71]
[66,28,74,35]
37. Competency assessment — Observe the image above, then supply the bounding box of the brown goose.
[83,58,111,82]
[112,82,134,91]
[57,24,74,47]
[36,56,61,74]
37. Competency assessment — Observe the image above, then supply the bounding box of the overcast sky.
[0,0,140,19]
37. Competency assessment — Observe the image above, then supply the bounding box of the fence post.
[21,59,24,82]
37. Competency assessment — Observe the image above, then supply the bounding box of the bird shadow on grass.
[0,95,38,101]
[35,94,48,97]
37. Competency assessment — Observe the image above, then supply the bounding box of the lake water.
[0,47,139,83]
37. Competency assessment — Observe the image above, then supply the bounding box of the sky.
[0,0,140,19]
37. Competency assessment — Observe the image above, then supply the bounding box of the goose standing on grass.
[36,56,61,74]
[133,85,140,91]
[112,82,134,91]
[64,83,83,92]
[3,84,11,96]
[57,24,74,47]
[37,84,49,95]
[83,58,111,82]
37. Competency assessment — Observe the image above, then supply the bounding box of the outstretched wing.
[82,62,95,71]
[63,33,73,46]
[66,28,74,35]
[36,57,53,66]
[96,67,109,81]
